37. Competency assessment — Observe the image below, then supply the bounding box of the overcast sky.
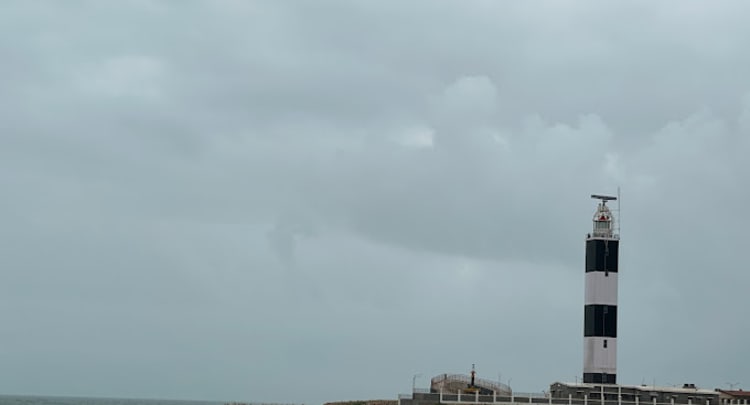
[2,1,749,404]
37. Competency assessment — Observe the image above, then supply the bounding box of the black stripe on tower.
[584,304,617,337]
[583,373,617,384]
[586,239,619,272]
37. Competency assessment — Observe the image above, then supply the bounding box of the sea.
[0,396,243,405]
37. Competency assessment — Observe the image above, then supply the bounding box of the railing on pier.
[398,392,747,405]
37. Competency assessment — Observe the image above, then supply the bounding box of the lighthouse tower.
[583,194,619,384]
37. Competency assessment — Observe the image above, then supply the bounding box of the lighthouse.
[583,194,619,384]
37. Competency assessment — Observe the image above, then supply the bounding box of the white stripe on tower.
[585,272,618,306]
[583,194,619,384]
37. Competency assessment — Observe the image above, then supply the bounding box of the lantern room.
[590,194,617,239]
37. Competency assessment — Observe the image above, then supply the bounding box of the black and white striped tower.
[583,194,619,384]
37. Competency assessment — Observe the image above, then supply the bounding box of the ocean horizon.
[0,395,305,405]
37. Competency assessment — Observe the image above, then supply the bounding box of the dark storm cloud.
[1,1,749,403]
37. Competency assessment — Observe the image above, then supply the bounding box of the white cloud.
[75,55,165,99]
[392,126,435,148]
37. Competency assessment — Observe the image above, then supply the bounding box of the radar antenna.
[591,194,617,203]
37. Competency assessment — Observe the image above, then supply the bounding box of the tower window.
[603,339,608,348]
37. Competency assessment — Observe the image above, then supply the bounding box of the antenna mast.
[617,187,621,237]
